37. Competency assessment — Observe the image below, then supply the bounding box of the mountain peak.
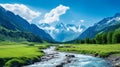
[39,23,50,27]
[58,22,65,26]
[38,23,86,42]
[0,6,55,42]
[0,6,6,12]
[78,13,120,40]
[114,13,120,17]
[55,22,66,29]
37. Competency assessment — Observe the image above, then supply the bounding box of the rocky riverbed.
[23,46,114,67]
[106,55,120,67]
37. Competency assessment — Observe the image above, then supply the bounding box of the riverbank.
[106,54,120,67]
[56,44,120,67]
[1,43,119,67]
[24,46,112,67]
[0,41,49,67]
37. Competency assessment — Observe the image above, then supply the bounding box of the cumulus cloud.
[0,4,41,22]
[40,5,69,23]
[80,20,84,23]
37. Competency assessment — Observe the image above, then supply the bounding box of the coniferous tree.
[101,33,107,44]
[107,31,113,44]
[85,38,90,44]
[95,34,102,44]
[112,31,120,43]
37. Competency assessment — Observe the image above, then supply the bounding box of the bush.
[5,59,24,67]
[28,44,35,46]
[0,58,6,67]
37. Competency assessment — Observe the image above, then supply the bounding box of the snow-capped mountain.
[38,23,86,42]
[77,13,120,39]
[94,13,120,31]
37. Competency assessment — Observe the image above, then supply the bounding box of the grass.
[0,46,43,58]
[0,41,50,66]
[0,41,49,58]
[56,44,120,57]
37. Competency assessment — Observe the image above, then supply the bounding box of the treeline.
[0,27,43,42]
[74,28,120,44]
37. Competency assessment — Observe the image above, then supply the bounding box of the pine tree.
[107,31,113,44]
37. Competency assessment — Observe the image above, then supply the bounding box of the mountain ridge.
[39,22,86,42]
[0,6,55,42]
[77,13,120,40]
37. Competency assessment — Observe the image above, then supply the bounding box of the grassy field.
[56,44,120,57]
[0,41,49,67]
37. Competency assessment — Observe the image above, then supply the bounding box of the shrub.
[28,44,35,46]
[5,59,24,67]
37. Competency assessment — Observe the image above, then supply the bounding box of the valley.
[0,1,120,67]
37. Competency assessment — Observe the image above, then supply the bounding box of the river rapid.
[24,46,112,67]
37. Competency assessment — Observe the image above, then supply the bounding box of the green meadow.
[56,44,120,57]
[0,41,49,67]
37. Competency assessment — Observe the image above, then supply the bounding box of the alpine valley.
[0,2,120,67]
[1,5,120,43]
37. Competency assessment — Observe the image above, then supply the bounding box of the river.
[24,46,112,67]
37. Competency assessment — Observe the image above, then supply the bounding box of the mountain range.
[38,23,86,42]
[0,5,120,43]
[0,6,54,42]
[38,13,120,42]
[77,13,120,40]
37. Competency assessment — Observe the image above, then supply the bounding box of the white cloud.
[80,20,84,23]
[40,5,69,23]
[0,4,41,22]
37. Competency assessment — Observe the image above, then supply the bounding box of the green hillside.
[0,25,43,42]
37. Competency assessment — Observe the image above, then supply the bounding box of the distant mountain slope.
[30,24,55,42]
[0,26,43,42]
[0,6,54,42]
[78,13,120,39]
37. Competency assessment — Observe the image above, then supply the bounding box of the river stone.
[66,54,75,58]
[114,62,120,67]
[56,64,63,67]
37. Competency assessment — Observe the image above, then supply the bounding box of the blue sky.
[0,0,120,27]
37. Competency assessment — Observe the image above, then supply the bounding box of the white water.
[24,46,112,67]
